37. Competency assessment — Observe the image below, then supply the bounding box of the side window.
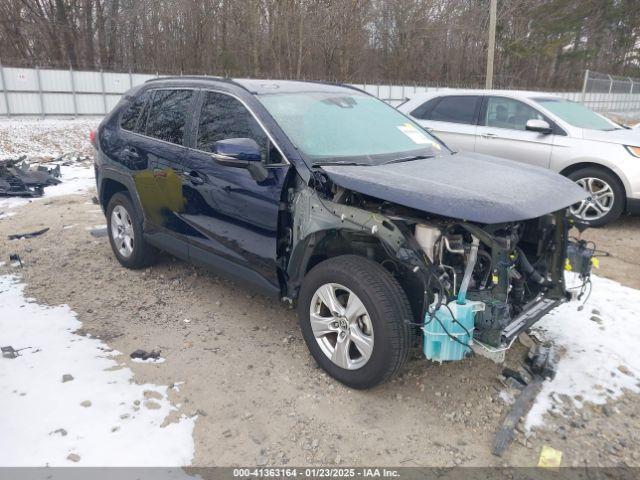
[120,91,150,133]
[428,96,481,124]
[196,91,283,163]
[145,89,194,145]
[410,97,440,120]
[484,97,544,130]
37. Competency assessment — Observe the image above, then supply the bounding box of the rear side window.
[197,91,280,162]
[120,91,150,132]
[427,96,481,125]
[145,89,194,145]
[410,97,440,119]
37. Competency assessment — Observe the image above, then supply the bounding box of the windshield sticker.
[397,123,441,149]
[397,123,432,145]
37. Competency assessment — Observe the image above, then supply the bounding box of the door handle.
[183,170,205,185]
[480,132,497,139]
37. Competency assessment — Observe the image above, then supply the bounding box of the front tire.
[106,192,157,269]
[567,167,624,227]
[298,255,413,389]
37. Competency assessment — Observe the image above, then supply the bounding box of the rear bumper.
[627,197,640,215]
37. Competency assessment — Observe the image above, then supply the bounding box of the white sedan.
[398,90,640,226]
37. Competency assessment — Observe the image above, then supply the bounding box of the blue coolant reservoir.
[423,300,485,363]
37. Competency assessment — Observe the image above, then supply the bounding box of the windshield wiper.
[312,161,371,167]
[381,154,433,165]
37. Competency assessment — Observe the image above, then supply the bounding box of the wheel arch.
[98,172,146,224]
[559,162,627,198]
[286,228,424,321]
[100,178,128,209]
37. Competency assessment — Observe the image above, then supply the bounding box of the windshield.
[534,98,617,131]
[258,91,447,164]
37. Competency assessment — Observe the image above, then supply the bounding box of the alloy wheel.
[570,177,614,222]
[309,283,374,370]
[110,205,135,258]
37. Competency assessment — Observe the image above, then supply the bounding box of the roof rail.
[144,74,224,83]
[142,75,256,93]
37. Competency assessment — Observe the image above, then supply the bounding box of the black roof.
[144,76,364,96]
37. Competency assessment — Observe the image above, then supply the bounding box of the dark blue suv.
[94,77,591,388]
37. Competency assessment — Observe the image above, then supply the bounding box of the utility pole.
[485,0,497,89]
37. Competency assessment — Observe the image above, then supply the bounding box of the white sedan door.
[409,95,482,152]
[475,96,554,168]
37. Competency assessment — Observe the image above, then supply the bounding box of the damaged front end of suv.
[250,83,599,388]
[283,153,594,365]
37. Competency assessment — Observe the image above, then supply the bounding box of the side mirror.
[212,138,268,182]
[525,119,552,134]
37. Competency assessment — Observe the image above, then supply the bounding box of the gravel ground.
[1,180,639,467]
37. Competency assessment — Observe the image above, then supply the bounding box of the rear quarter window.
[120,91,151,133]
[424,96,481,125]
[410,97,440,119]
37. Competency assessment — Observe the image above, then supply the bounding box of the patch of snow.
[131,357,166,364]
[0,163,96,214]
[499,390,515,405]
[0,117,100,160]
[0,275,195,466]
[526,274,640,430]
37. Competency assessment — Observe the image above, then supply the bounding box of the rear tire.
[106,192,157,269]
[298,255,413,389]
[567,167,624,227]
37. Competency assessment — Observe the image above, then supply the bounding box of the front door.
[475,96,554,168]
[179,90,290,293]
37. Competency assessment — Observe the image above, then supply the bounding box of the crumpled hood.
[321,152,587,224]
[582,127,640,145]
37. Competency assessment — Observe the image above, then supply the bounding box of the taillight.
[89,129,96,147]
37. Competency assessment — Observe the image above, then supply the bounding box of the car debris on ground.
[130,349,161,361]
[0,152,92,199]
[9,253,23,268]
[7,227,50,240]
[538,445,563,468]
[89,227,108,238]
[1,345,30,359]
[0,156,61,197]
[492,343,558,457]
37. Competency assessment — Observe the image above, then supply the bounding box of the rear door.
[474,96,554,168]
[178,90,290,292]
[409,95,481,152]
[134,88,197,257]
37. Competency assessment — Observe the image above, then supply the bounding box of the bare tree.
[1,0,638,89]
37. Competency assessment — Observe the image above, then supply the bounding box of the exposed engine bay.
[286,173,595,362]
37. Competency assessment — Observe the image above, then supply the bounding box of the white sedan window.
[485,97,543,130]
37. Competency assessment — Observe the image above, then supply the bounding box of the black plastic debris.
[130,349,161,361]
[492,343,558,457]
[9,253,23,267]
[92,196,100,205]
[8,227,50,240]
[89,227,108,238]
[2,346,30,359]
[492,379,543,456]
[0,157,61,198]
[527,343,558,380]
